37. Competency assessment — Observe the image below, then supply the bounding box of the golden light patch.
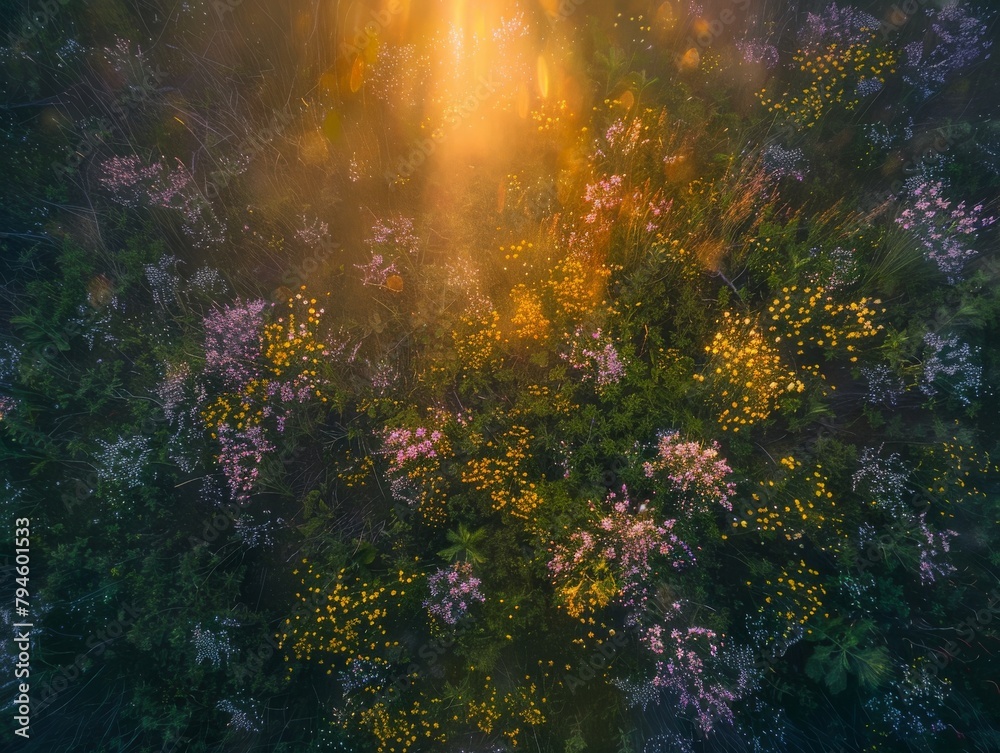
[537,55,550,99]
[349,54,365,93]
[654,1,677,30]
[695,237,726,273]
[678,48,700,71]
[318,70,339,95]
[516,82,530,119]
[299,129,330,165]
[322,110,342,142]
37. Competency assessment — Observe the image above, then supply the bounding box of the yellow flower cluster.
[262,291,330,385]
[766,285,884,361]
[462,425,542,519]
[695,311,804,431]
[501,239,545,279]
[758,41,896,128]
[408,469,450,526]
[757,560,828,634]
[521,383,577,416]
[465,694,500,735]
[531,98,571,132]
[547,251,611,318]
[455,674,546,746]
[357,698,446,753]
[452,309,502,371]
[276,562,415,675]
[391,416,453,526]
[499,173,523,212]
[737,456,844,549]
[554,558,618,620]
[920,437,999,510]
[649,236,697,278]
[199,289,331,438]
[508,284,550,341]
[199,394,243,436]
[337,451,374,488]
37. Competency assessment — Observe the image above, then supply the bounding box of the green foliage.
[805,620,891,695]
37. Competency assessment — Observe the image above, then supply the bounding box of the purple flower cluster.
[852,445,910,515]
[913,511,957,584]
[866,663,948,738]
[156,362,191,423]
[762,144,806,182]
[549,487,693,622]
[355,253,399,287]
[424,561,484,625]
[192,616,239,667]
[0,395,18,421]
[262,380,317,432]
[99,156,224,247]
[855,76,885,98]
[643,626,745,733]
[144,254,180,308]
[809,246,859,290]
[604,118,649,156]
[644,195,673,234]
[203,300,269,390]
[861,363,905,406]
[366,215,419,257]
[198,299,330,500]
[617,617,755,734]
[896,178,995,281]
[549,486,749,732]
[799,2,879,49]
[296,214,330,247]
[583,174,623,224]
[216,423,274,502]
[93,434,152,490]
[903,5,992,98]
[643,431,736,515]
[337,657,388,695]
[99,155,162,207]
[216,698,262,733]
[145,160,194,209]
[920,332,982,405]
[735,40,779,69]
[382,426,445,474]
[561,327,626,388]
